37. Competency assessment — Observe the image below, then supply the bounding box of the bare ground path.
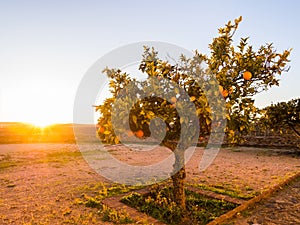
[0,143,299,224]
[223,175,300,225]
[0,144,114,225]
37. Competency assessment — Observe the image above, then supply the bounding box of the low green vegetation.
[0,150,82,171]
[75,182,144,224]
[38,151,82,164]
[76,195,134,224]
[120,185,238,225]
[0,154,17,170]
[0,161,16,170]
[190,183,259,200]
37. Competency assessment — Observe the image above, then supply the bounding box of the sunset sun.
[28,118,55,128]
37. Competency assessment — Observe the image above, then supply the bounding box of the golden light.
[28,118,55,129]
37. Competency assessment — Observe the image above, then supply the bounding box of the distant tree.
[259,98,300,137]
[96,16,291,210]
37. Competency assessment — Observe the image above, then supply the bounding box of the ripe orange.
[243,71,252,80]
[135,130,144,138]
[222,90,229,98]
[99,126,105,133]
[190,96,196,102]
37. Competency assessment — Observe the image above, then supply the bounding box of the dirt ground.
[0,143,299,224]
[224,176,300,225]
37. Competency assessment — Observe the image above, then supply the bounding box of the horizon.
[1,95,299,127]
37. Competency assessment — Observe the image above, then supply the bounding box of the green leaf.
[104,130,111,135]
[132,115,137,125]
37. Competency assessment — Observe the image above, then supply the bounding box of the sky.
[0,0,300,126]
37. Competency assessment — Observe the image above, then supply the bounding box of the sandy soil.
[0,144,113,225]
[224,176,300,225]
[0,143,299,224]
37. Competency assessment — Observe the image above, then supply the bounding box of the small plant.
[84,196,102,209]
[101,205,135,224]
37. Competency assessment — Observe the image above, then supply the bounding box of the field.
[0,123,300,224]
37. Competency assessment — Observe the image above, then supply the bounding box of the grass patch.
[75,182,144,224]
[38,151,82,164]
[76,182,145,199]
[0,161,17,170]
[120,186,238,225]
[101,204,135,224]
[76,194,134,224]
[190,183,259,200]
[0,154,17,170]
[46,151,82,159]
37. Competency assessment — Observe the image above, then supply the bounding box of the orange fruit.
[243,71,252,80]
[170,96,177,103]
[99,126,105,133]
[222,90,229,98]
[190,96,196,102]
[135,130,144,138]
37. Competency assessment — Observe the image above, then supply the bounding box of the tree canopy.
[96,16,292,145]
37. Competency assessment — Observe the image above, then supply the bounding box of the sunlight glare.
[28,119,55,128]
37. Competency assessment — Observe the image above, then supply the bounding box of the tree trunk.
[163,141,187,210]
[171,147,186,210]
[171,165,186,210]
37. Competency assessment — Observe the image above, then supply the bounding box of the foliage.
[96,16,291,145]
[196,16,291,143]
[120,185,238,225]
[101,204,134,224]
[258,98,300,137]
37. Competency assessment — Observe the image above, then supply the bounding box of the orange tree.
[96,16,291,210]
[258,98,300,137]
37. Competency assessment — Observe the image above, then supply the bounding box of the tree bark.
[171,147,186,210]
[163,141,187,210]
[171,166,186,210]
